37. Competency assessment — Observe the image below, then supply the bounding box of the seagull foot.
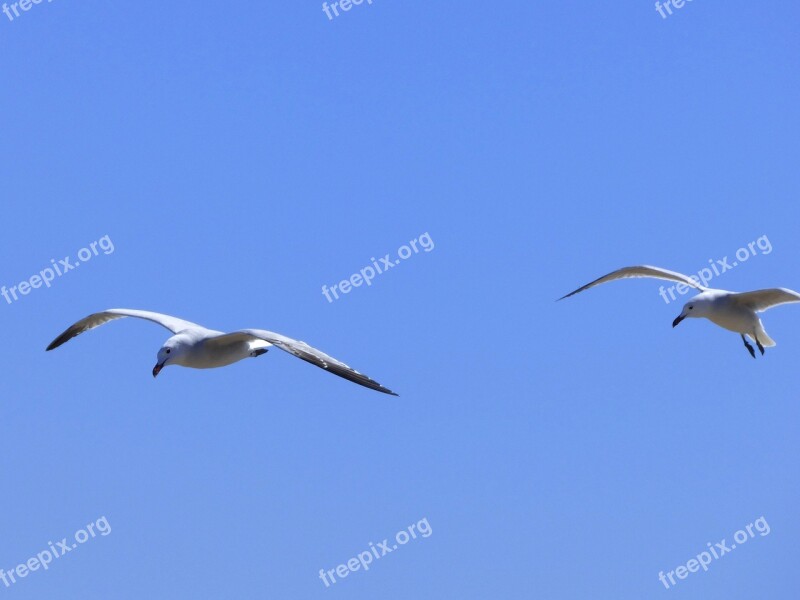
[250,348,269,358]
[742,335,756,359]
[756,339,765,355]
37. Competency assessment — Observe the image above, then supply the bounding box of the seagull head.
[673,296,712,328]
[153,335,190,377]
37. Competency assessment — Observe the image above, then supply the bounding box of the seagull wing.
[210,329,398,395]
[46,309,204,351]
[730,288,800,312]
[559,265,707,300]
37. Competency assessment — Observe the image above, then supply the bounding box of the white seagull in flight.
[46,309,397,394]
[559,265,800,358]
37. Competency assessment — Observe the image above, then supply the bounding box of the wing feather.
[221,329,398,395]
[559,265,706,300]
[731,288,800,312]
[46,309,203,351]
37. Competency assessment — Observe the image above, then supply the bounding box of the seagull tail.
[751,321,777,347]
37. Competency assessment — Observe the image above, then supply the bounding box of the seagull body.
[46,309,397,394]
[559,266,800,357]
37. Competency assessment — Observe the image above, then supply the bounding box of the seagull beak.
[152,362,164,377]
[672,314,685,328]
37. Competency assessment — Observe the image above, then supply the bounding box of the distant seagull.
[559,266,800,358]
[46,309,397,394]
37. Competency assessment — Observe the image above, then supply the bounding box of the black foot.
[755,337,765,355]
[742,335,756,359]
[250,348,269,358]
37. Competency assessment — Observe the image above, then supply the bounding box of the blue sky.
[1,1,798,598]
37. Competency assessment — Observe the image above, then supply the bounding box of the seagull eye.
[166,349,171,354]
[689,306,693,310]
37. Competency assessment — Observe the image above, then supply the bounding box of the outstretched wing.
[731,288,800,313]
[46,309,204,351]
[210,329,398,395]
[559,265,707,300]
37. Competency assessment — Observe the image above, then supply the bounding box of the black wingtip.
[373,385,398,396]
[45,335,67,352]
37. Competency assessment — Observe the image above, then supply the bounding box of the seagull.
[559,266,800,358]
[46,309,397,394]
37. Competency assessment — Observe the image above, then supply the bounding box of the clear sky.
[1,1,798,598]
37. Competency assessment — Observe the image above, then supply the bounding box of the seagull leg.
[754,335,765,355]
[741,334,756,359]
